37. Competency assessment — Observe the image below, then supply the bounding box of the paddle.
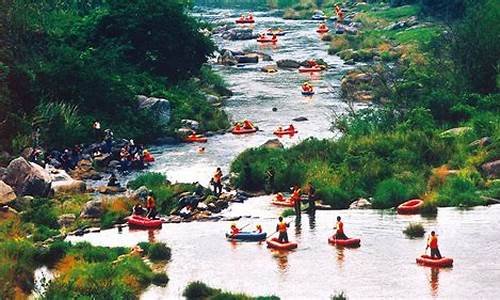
[228,223,250,239]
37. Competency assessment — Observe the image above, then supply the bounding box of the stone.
[96,186,126,194]
[93,153,112,168]
[481,160,500,179]
[276,59,301,69]
[207,203,221,213]
[218,192,235,202]
[221,28,257,41]
[292,117,309,122]
[58,214,76,227]
[129,186,150,201]
[261,139,284,149]
[137,95,171,125]
[236,54,259,64]
[349,198,372,209]
[181,119,200,131]
[344,59,355,65]
[0,180,16,204]
[214,200,229,210]
[50,169,86,195]
[469,137,492,148]
[205,94,220,105]
[2,157,52,197]
[384,16,418,30]
[70,159,102,180]
[80,199,103,218]
[108,160,121,169]
[197,202,208,211]
[261,65,278,73]
[440,127,472,138]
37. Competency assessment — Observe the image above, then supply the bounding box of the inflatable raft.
[128,215,162,228]
[328,236,361,247]
[266,237,297,250]
[397,199,424,214]
[226,231,267,241]
[416,255,453,268]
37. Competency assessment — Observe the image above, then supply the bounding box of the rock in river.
[2,157,52,197]
[0,180,16,204]
[277,59,301,69]
[261,139,284,149]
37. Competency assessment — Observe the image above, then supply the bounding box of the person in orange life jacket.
[212,167,223,196]
[234,122,242,131]
[302,82,313,92]
[255,224,263,233]
[243,119,254,129]
[271,33,277,41]
[146,192,157,219]
[291,185,301,217]
[426,231,442,259]
[230,224,240,235]
[247,13,254,21]
[319,23,327,30]
[308,60,318,67]
[276,216,290,243]
[287,124,295,132]
[275,192,285,202]
[335,216,348,240]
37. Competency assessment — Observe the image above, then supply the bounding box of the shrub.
[403,223,425,238]
[436,177,485,207]
[148,243,171,261]
[183,281,218,299]
[372,178,409,209]
[319,186,351,209]
[281,208,295,218]
[128,172,168,189]
[420,200,438,216]
[21,198,59,229]
[152,273,169,286]
[331,291,347,300]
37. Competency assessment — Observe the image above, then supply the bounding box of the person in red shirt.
[291,186,301,217]
[426,231,442,259]
[146,192,157,219]
[230,224,240,235]
[255,224,263,233]
[335,216,348,240]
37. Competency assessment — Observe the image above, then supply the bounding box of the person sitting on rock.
[334,216,348,240]
[107,172,120,187]
[146,192,157,219]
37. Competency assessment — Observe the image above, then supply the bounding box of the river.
[68,6,500,300]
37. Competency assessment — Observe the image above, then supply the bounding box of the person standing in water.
[426,231,442,259]
[212,167,223,196]
[291,185,302,218]
[307,182,316,211]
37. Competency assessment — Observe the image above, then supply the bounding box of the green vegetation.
[232,0,499,210]
[0,0,229,154]
[281,208,295,217]
[183,281,280,300]
[128,172,207,214]
[403,223,425,238]
[331,291,348,300]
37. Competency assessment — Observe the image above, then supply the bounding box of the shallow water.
[67,7,500,300]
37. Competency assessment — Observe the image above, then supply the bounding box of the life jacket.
[243,121,253,129]
[231,227,240,235]
[278,222,287,232]
[146,196,155,209]
[428,235,438,249]
[336,221,344,234]
[292,188,301,201]
[235,123,241,130]
[276,194,284,201]
[213,171,222,183]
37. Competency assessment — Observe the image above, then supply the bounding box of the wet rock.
[70,159,102,180]
[385,16,418,30]
[218,50,238,65]
[292,117,309,122]
[58,213,76,227]
[215,200,229,210]
[236,54,259,64]
[218,193,235,202]
[93,153,112,168]
[261,65,278,73]
[80,199,103,218]
[181,119,200,131]
[2,157,52,197]
[469,137,492,148]
[130,186,150,201]
[261,139,284,149]
[0,180,16,204]
[207,203,221,213]
[221,28,257,41]
[197,202,208,211]
[137,95,171,125]
[108,160,121,169]
[50,169,86,195]
[96,186,126,195]
[349,198,372,209]
[345,59,355,65]
[205,94,220,105]
[481,160,500,179]
[277,59,301,69]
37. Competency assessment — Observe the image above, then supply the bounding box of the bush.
[331,291,347,300]
[281,208,295,218]
[403,223,425,238]
[22,198,60,229]
[319,186,351,209]
[152,273,169,286]
[436,177,485,207]
[372,178,409,209]
[183,281,218,299]
[128,172,168,189]
[420,200,438,216]
[148,243,171,261]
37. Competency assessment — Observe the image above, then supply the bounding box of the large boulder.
[0,180,16,204]
[70,159,102,180]
[80,199,103,218]
[277,59,301,69]
[349,198,372,209]
[482,160,500,179]
[129,186,150,202]
[50,169,86,195]
[236,54,259,64]
[2,157,52,197]
[137,95,171,125]
[96,186,126,195]
[93,153,112,168]
[181,119,200,131]
[261,139,284,149]
[440,127,472,138]
[58,214,76,227]
[384,16,418,30]
[221,28,257,41]
[218,50,238,66]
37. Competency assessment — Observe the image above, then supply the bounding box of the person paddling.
[255,224,263,233]
[276,216,290,243]
[335,216,348,240]
[426,231,442,259]
[146,192,157,219]
[230,224,240,236]
[291,185,301,217]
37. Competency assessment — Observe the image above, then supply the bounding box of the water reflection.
[271,250,290,275]
[294,217,302,236]
[429,267,440,296]
[335,247,345,269]
[307,210,316,230]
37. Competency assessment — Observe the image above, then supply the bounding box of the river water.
[67,7,500,300]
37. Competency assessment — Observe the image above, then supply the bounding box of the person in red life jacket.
[308,60,318,67]
[426,231,442,259]
[287,124,295,133]
[143,149,155,163]
[247,13,254,22]
[276,216,290,243]
[302,82,313,92]
[212,167,223,196]
[335,216,348,240]
[234,122,242,131]
[271,33,277,42]
[275,192,285,202]
[230,224,240,235]
[318,23,327,30]
[291,185,301,217]
[255,224,263,233]
[243,119,254,129]
[239,14,245,22]
[146,192,157,219]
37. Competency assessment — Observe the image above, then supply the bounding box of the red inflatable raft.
[416,255,453,268]
[328,236,361,247]
[236,19,255,24]
[257,37,277,43]
[128,215,162,228]
[316,28,329,33]
[274,129,298,136]
[271,199,294,207]
[184,135,208,143]
[266,237,298,250]
[397,199,424,214]
[232,127,258,135]
[298,66,322,73]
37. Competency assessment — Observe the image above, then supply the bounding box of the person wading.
[307,182,316,212]
[212,167,223,196]
[291,185,302,218]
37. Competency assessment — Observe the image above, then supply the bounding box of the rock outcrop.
[50,169,86,195]
[0,180,16,204]
[2,157,52,197]
[482,160,500,179]
[261,139,284,149]
[221,28,257,41]
[137,95,171,125]
[277,59,301,69]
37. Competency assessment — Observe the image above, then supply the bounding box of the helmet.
[231,223,236,227]
[256,224,262,228]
